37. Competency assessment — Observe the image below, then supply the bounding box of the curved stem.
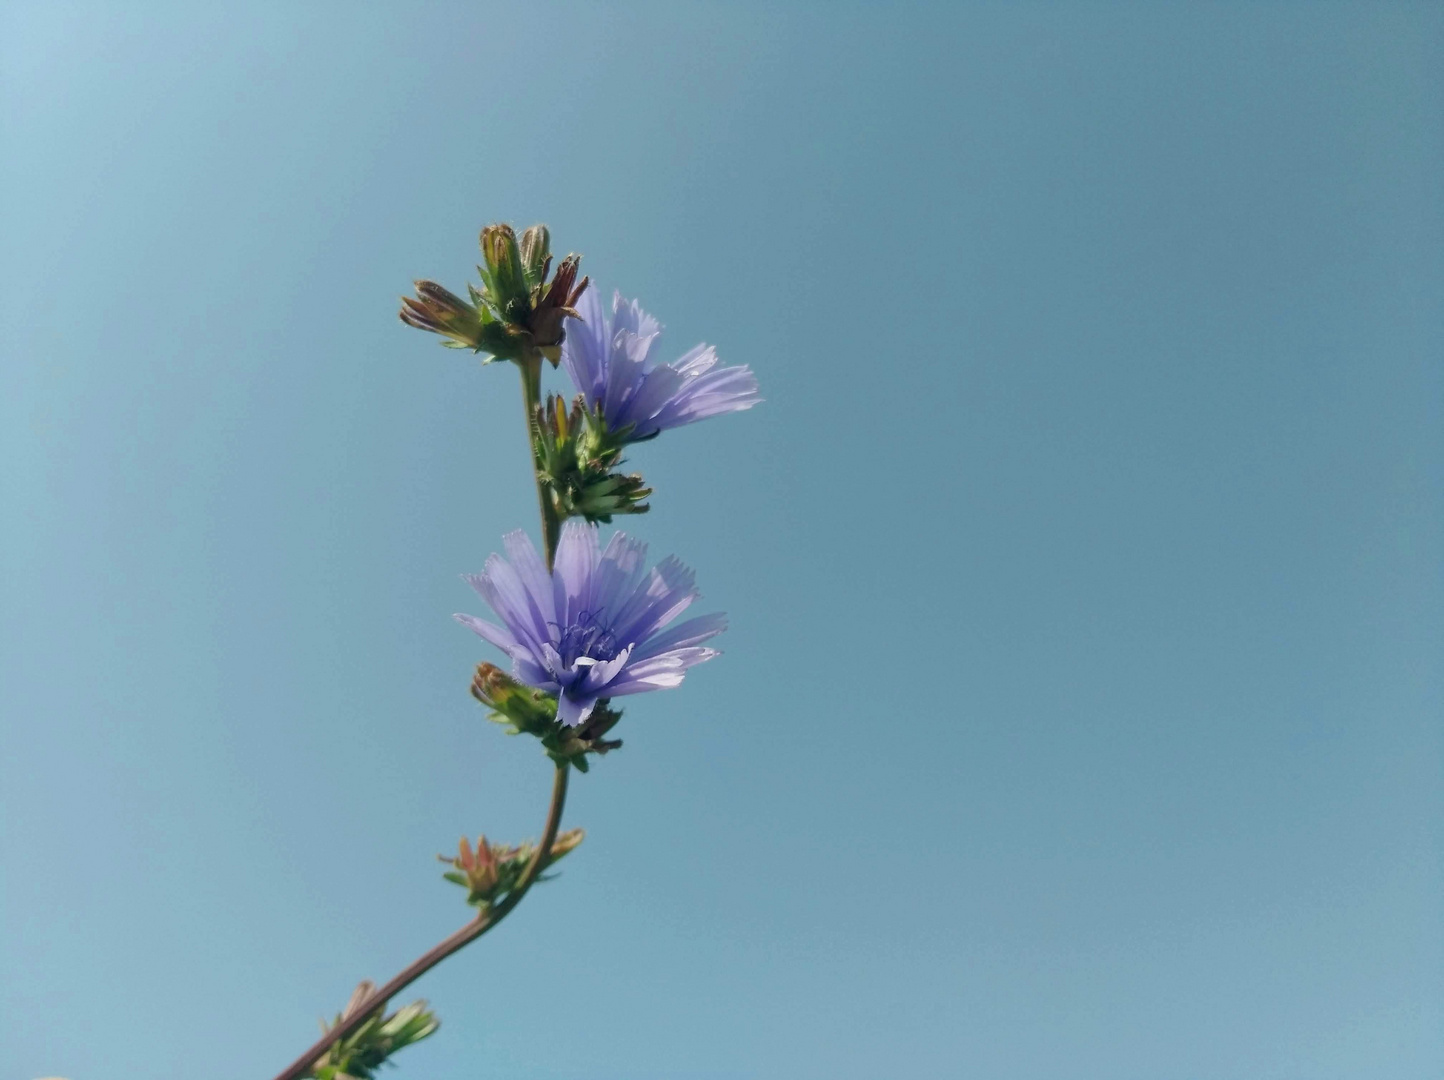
[270,763,570,1080]
[274,343,574,1079]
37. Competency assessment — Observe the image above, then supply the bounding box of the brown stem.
[273,339,574,1079]
[270,763,570,1080]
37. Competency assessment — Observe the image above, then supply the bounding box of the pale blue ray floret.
[561,287,761,442]
[456,521,726,727]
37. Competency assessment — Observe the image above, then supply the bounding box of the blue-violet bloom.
[456,521,725,726]
[561,287,760,442]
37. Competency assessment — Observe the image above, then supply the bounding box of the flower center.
[554,608,621,667]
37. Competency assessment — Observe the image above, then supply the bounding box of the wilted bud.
[306,981,439,1080]
[399,280,532,361]
[440,828,585,908]
[527,253,589,360]
[398,281,485,349]
[443,835,500,902]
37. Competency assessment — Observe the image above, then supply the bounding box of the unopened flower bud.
[399,280,532,361]
[398,281,485,349]
[471,662,556,734]
[468,664,625,770]
[479,224,531,323]
[519,224,551,289]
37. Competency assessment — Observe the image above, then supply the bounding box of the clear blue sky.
[2,4,1440,1079]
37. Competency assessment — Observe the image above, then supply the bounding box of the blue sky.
[2,4,1441,1078]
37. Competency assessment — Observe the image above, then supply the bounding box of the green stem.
[518,355,561,568]
[270,763,570,1080]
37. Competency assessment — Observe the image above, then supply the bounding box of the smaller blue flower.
[456,522,726,727]
[561,288,760,443]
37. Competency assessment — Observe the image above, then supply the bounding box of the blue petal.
[592,531,651,620]
[651,361,760,432]
[561,287,609,405]
[616,363,686,439]
[563,288,759,443]
[473,557,550,655]
[555,688,597,728]
[630,612,727,661]
[608,646,719,696]
[600,336,651,433]
[553,520,600,629]
[669,343,718,378]
[511,654,555,691]
[611,292,661,342]
[502,530,556,632]
[610,557,699,646]
[580,645,632,693]
[453,612,523,655]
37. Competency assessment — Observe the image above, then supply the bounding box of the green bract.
[533,394,652,525]
[305,983,439,1080]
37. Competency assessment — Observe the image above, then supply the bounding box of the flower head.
[561,288,760,443]
[456,522,725,727]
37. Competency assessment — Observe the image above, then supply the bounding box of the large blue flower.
[456,522,725,727]
[561,287,760,442]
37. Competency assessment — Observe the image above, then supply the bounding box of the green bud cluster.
[438,828,585,910]
[399,224,588,364]
[399,222,660,533]
[533,394,652,524]
[471,662,624,771]
[305,982,439,1080]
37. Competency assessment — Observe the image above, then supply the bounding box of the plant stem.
[518,354,561,569]
[270,762,570,1080]
[272,346,574,1080]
